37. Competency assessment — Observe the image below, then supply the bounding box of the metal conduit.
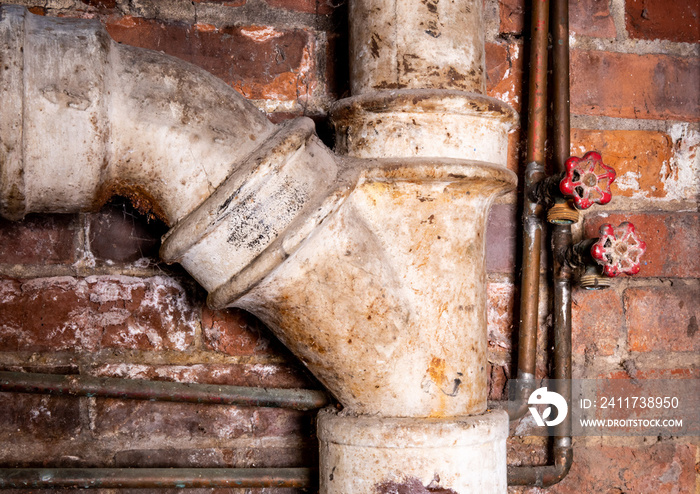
[0,371,329,410]
[0,371,326,489]
[0,468,313,489]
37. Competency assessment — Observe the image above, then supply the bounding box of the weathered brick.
[88,202,166,264]
[105,17,317,101]
[624,285,699,353]
[93,399,313,440]
[600,368,700,380]
[264,0,334,15]
[571,50,700,122]
[487,281,516,355]
[193,0,248,6]
[485,41,524,113]
[499,0,616,38]
[571,129,674,200]
[487,363,509,401]
[80,0,117,10]
[546,442,697,494]
[0,214,77,265]
[202,307,284,356]
[0,393,81,439]
[0,277,197,352]
[89,362,313,389]
[572,288,624,356]
[584,212,699,278]
[626,0,700,44]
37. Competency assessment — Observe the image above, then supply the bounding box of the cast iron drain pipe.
[0,468,313,489]
[0,371,328,411]
[508,0,573,486]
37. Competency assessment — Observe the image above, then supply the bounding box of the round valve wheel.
[560,151,616,209]
[591,222,646,276]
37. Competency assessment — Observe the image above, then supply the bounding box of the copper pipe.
[550,0,574,472]
[509,0,573,485]
[0,468,313,489]
[0,371,328,411]
[509,0,550,421]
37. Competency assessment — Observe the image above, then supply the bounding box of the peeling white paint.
[660,123,700,202]
[239,26,284,42]
[613,170,641,191]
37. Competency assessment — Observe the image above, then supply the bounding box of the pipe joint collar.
[161,117,351,301]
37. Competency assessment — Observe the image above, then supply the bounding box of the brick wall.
[0,0,698,493]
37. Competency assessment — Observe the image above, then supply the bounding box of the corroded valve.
[568,221,646,289]
[559,151,616,210]
[591,222,647,277]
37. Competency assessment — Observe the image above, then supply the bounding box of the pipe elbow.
[0,5,276,224]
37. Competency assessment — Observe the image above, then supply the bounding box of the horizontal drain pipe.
[0,371,328,411]
[0,468,312,489]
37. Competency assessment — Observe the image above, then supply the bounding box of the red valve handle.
[591,222,646,276]
[560,151,616,209]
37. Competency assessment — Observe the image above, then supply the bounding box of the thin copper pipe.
[0,468,313,489]
[509,0,573,485]
[509,0,550,421]
[0,371,328,411]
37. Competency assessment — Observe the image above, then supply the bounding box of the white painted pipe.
[0,5,277,225]
[1,4,516,492]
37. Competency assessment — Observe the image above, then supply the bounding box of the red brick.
[601,368,700,380]
[89,362,313,389]
[499,0,616,38]
[105,18,317,101]
[498,0,525,35]
[571,50,700,122]
[0,214,77,265]
[571,129,674,200]
[487,281,516,355]
[547,442,697,494]
[0,393,81,439]
[486,41,524,113]
[487,363,509,401]
[80,0,117,9]
[506,436,548,468]
[88,202,166,264]
[626,0,700,44]
[26,6,47,15]
[584,212,699,278]
[0,277,196,352]
[202,307,283,356]
[92,399,313,439]
[264,0,334,15]
[624,285,699,353]
[572,288,624,356]
[193,0,247,6]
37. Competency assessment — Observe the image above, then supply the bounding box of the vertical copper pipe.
[550,0,574,476]
[509,0,573,485]
[509,0,550,421]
